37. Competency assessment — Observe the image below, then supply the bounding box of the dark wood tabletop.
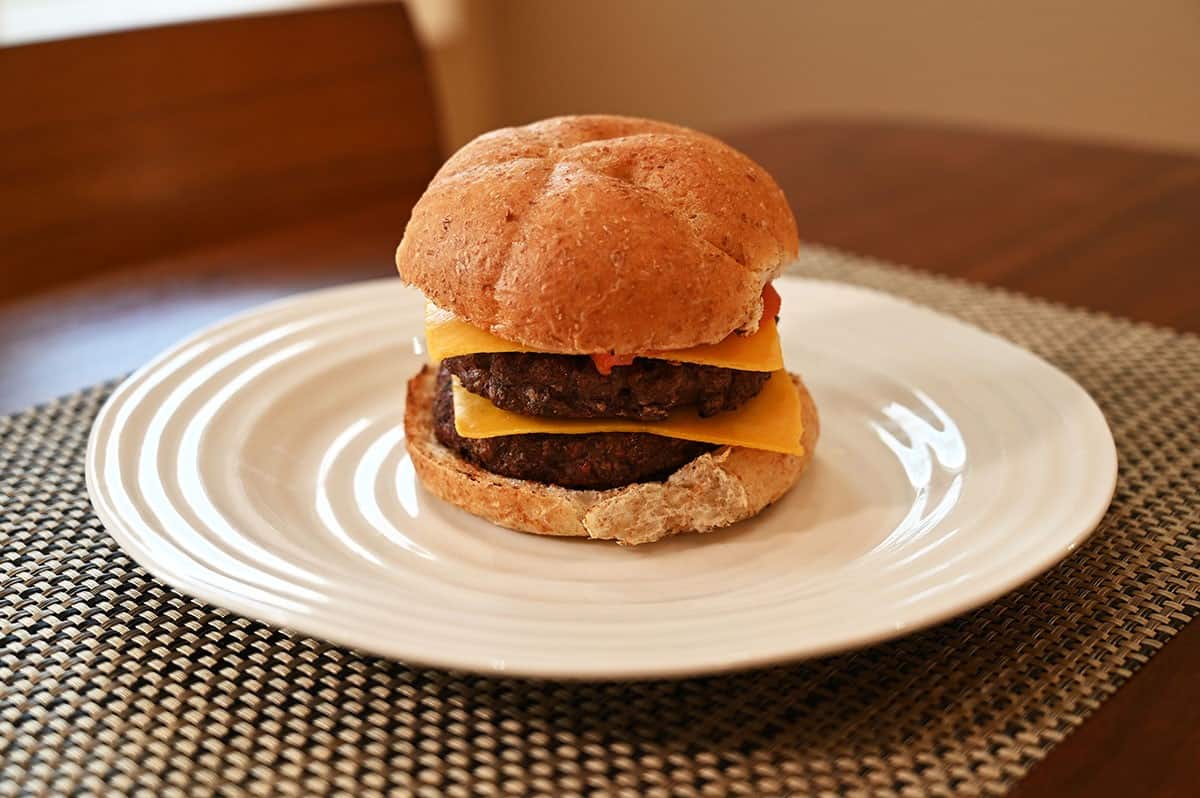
[3,116,1198,795]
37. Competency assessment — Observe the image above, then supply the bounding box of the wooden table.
[2,119,1197,796]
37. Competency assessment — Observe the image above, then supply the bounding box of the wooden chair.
[0,3,441,299]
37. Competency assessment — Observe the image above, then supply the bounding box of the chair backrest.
[0,3,441,297]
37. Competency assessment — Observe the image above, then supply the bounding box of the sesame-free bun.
[403,366,819,546]
[395,115,800,354]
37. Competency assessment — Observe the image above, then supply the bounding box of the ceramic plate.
[86,278,1117,679]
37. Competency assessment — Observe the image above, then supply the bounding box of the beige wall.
[428,0,1200,154]
[410,0,503,153]
[7,0,1196,154]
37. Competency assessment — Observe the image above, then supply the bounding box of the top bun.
[395,115,799,354]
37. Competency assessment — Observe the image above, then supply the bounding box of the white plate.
[86,278,1116,679]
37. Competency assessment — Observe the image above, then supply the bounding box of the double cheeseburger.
[398,115,819,545]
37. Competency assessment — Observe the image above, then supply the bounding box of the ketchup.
[761,282,781,320]
[590,352,636,375]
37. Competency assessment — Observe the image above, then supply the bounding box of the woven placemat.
[3,247,1198,797]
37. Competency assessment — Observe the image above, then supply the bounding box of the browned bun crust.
[395,115,800,354]
[403,366,819,546]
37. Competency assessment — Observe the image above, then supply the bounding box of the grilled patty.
[433,365,713,489]
[442,352,769,421]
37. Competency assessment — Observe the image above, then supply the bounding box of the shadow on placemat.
[2,247,1198,796]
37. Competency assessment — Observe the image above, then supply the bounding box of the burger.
[397,115,819,545]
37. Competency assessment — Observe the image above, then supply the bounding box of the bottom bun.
[404,366,820,546]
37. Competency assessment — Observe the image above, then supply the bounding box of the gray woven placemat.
[3,247,1198,797]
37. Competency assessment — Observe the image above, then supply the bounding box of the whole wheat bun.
[395,115,800,354]
[403,366,819,546]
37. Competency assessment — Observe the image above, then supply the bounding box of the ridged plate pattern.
[86,278,1116,678]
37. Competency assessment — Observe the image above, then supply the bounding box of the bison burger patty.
[442,352,770,421]
[433,366,714,490]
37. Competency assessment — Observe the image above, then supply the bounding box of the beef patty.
[433,365,714,489]
[442,352,770,421]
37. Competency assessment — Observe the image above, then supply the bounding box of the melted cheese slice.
[452,370,805,455]
[425,304,783,372]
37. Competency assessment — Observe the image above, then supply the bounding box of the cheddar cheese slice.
[425,304,783,372]
[452,370,805,455]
